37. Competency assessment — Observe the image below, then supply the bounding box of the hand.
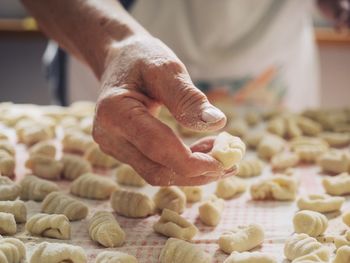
[93,35,236,186]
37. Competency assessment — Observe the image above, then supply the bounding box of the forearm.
[21,0,149,78]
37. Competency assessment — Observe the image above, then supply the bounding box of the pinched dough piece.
[333,245,350,263]
[318,151,349,174]
[115,164,146,187]
[18,125,53,146]
[25,213,70,239]
[285,118,302,139]
[28,140,56,158]
[0,150,15,177]
[0,140,15,156]
[0,200,26,223]
[267,117,285,137]
[227,119,248,137]
[41,192,88,221]
[95,251,137,263]
[62,130,95,154]
[20,175,59,201]
[297,194,344,213]
[0,212,16,235]
[216,177,246,199]
[271,152,299,171]
[211,132,246,169]
[61,154,92,180]
[237,158,264,178]
[111,189,155,218]
[290,137,329,163]
[320,132,350,148]
[291,246,330,263]
[84,144,119,169]
[257,134,285,160]
[296,116,322,136]
[342,211,350,227]
[159,238,211,263]
[0,177,21,201]
[198,195,224,226]
[250,175,298,201]
[243,131,264,149]
[245,111,260,127]
[323,173,350,196]
[180,186,202,203]
[219,224,264,254]
[224,251,277,263]
[30,242,87,263]
[0,238,26,263]
[154,186,186,214]
[89,211,125,247]
[334,230,350,249]
[25,154,63,180]
[154,208,198,240]
[70,173,118,200]
[293,210,328,237]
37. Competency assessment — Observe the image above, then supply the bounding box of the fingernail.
[201,106,226,123]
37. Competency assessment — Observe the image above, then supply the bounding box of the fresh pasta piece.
[291,246,330,263]
[285,118,302,139]
[342,211,350,227]
[159,238,211,263]
[0,140,15,156]
[70,173,118,200]
[224,251,277,263]
[62,130,95,154]
[245,111,260,127]
[20,175,59,201]
[0,238,26,263]
[270,152,299,171]
[153,208,198,240]
[219,224,265,253]
[323,173,350,195]
[28,140,56,158]
[30,242,87,263]
[0,212,16,235]
[0,132,8,140]
[333,246,350,263]
[89,211,125,247]
[227,119,248,137]
[0,176,21,201]
[334,230,350,249]
[25,213,70,239]
[296,116,322,136]
[318,151,349,174]
[61,154,92,180]
[25,154,63,180]
[297,194,344,213]
[111,189,155,218]
[198,195,224,226]
[290,137,329,163]
[243,131,264,149]
[154,186,186,214]
[257,134,285,160]
[267,117,285,137]
[115,164,146,187]
[41,192,88,221]
[84,144,119,168]
[180,186,202,203]
[79,116,93,134]
[236,158,264,178]
[0,200,26,223]
[18,125,53,146]
[293,210,328,237]
[0,150,15,177]
[215,177,246,199]
[320,132,350,148]
[211,132,246,169]
[250,175,298,201]
[95,251,137,263]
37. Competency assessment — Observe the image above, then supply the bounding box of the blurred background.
[0,0,349,109]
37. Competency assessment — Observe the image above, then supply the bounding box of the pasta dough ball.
[211,132,246,169]
[334,230,350,249]
[320,132,350,148]
[25,154,63,180]
[227,119,248,137]
[198,195,224,227]
[0,140,15,156]
[0,238,26,263]
[318,151,349,174]
[30,242,87,263]
[20,175,59,201]
[285,118,302,139]
[62,130,95,154]
[0,200,27,223]
[41,192,88,221]
[159,238,211,263]
[297,194,344,213]
[95,251,137,263]
[267,117,285,137]
[61,154,92,180]
[293,210,328,237]
[28,140,56,158]
[17,125,53,146]
[153,208,198,240]
[0,176,21,201]
[25,213,70,240]
[223,251,277,263]
[290,137,328,163]
[154,186,186,214]
[333,246,350,263]
[243,131,264,149]
[70,173,118,200]
[0,212,16,235]
[342,211,350,227]
[180,186,202,203]
[323,173,350,196]
[250,175,298,201]
[257,134,285,160]
[291,246,330,263]
[236,158,264,178]
[219,224,264,253]
[111,188,155,218]
[84,144,119,169]
[296,116,322,136]
[115,164,146,187]
[89,211,125,247]
[0,150,15,177]
[270,152,299,171]
[245,111,261,127]
[215,177,246,199]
